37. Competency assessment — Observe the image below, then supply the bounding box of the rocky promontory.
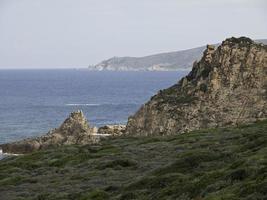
[89,39,267,71]
[0,111,98,154]
[1,36,266,153]
[0,111,127,154]
[126,37,267,135]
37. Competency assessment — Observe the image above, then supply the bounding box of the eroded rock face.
[0,111,98,154]
[98,125,126,136]
[126,37,267,136]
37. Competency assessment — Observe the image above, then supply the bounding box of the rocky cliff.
[126,37,267,135]
[0,111,98,154]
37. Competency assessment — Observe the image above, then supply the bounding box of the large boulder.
[126,37,267,135]
[98,125,126,136]
[0,111,98,154]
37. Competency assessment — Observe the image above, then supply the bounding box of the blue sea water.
[0,69,188,144]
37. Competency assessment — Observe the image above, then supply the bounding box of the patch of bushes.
[199,83,208,92]
[79,189,109,200]
[0,120,267,199]
[96,158,138,170]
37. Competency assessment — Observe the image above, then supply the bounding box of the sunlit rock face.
[126,37,267,136]
[98,125,126,136]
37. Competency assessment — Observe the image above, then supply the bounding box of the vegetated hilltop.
[0,120,267,199]
[89,39,267,71]
[126,37,267,135]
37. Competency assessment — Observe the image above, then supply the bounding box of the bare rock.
[126,37,267,136]
[98,125,126,136]
[0,110,98,154]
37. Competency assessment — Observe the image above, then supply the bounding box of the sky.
[0,0,266,69]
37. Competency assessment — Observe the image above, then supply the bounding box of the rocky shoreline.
[0,111,126,154]
[1,36,266,155]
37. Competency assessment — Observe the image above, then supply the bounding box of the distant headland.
[89,39,267,71]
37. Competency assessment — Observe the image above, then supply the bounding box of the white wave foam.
[65,102,140,107]
[0,148,22,160]
[65,103,101,106]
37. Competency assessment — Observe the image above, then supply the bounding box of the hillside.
[0,37,266,199]
[0,120,267,199]
[89,39,267,71]
[126,37,267,135]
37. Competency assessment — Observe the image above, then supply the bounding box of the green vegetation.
[156,86,198,105]
[0,120,267,200]
[199,83,208,93]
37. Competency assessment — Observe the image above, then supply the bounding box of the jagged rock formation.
[0,111,98,154]
[98,125,126,136]
[126,37,267,135]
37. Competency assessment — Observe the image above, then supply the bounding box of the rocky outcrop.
[0,111,98,154]
[98,125,126,136]
[126,37,267,135]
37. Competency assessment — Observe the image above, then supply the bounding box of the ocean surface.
[0,69,188,144]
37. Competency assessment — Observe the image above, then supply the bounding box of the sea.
[0,69,188,145]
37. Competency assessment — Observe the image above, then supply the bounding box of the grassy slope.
[0,120,267,200]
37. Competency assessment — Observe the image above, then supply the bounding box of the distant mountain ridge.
[89,39,267,71]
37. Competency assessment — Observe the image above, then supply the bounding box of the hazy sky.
[0,0,266,69]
